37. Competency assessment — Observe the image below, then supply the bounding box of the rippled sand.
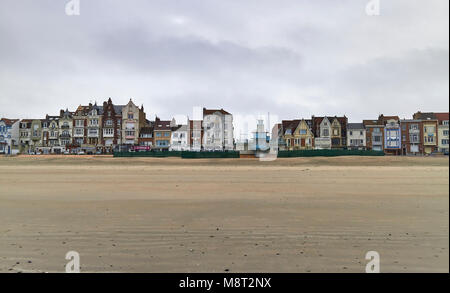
[0,155,448,272]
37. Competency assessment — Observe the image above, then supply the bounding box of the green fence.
[181,151,240,159]
[114,149,383,158]
[113,151,182,158]
[113,151,239,158]
[277,149,385,157]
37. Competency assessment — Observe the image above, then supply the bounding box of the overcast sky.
[0,0,448,136]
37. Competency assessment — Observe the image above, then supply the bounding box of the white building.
[347,123,366,150]
[202,108,234,151]
[314,117,332,149]
[190,120,202,151]
[0,118,20,155]
[170,124,190,151]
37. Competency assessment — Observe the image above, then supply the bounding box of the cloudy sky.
[0,0,448,136]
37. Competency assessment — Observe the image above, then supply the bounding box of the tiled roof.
[434,112,449,123]
[203,108,231,116]
[154,120,172,131]
[139,126,154,134]
[347,123,364,129]
[0,118,19,126]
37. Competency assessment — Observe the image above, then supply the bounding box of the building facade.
[19,119,32,154]
[347,123,366,150]
[153,117,174,151]
[436,113,449,154]
[102,98,123,153]
[59,109,73,152]
[400,119,423,155]
[202,108,234,151]
[312,116,332,149]
[363,120,384,151]
[0,118,19,155]
[122,99,146,145]
[170,124,190,151]
[379,116,401,155]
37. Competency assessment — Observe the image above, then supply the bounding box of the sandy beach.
[0,155,448,273]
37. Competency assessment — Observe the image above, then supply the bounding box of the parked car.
[63,151,70,155]
[77,151,85,155]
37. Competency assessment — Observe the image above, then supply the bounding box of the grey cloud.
[0,0,448,137]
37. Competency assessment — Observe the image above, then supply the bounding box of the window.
[90,119,98,126]
[128,113,134,119]
[444,130,449,136]
[88,129,98,136]
[75,128,83,135]
[106,119,113,126]
[410,124,418,130]
[299,129,307,135]
[360,131,363,136]
[322,129,329,137]
[443,121,449,126]
[349,131,353,136]
[76,120,84,127]
[103,128,114,135]
[156,132,161,137]
[374,136,381,142]
[442,139,449,145]
[410,134,419,143]
[164,132,170,137]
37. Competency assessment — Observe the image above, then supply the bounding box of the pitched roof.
[0,118,19,126]
[347,123,365,130]
[434,112,449,124]
[113,105,125,114]
[413,112,437,120]
[363,119,383,127]
[281,119,300,134]
[154,120,172,131]
[172,124,188,132]
[203,108,231,116]
[139,126,154,134]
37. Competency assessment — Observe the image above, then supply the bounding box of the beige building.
[122,99,146,145]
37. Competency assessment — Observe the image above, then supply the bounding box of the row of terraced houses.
[0,98,449,155]
[0,98,234,155]
[273,112,449,155]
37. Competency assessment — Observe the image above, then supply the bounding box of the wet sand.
[0,155,448,272]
